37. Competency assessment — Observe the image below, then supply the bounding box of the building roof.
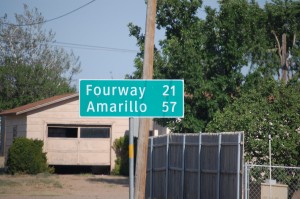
[0,93,78,116]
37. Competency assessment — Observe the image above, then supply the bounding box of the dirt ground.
[0,156,129,199]
[0,173,129,199]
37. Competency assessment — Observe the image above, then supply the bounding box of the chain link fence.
[245,164,300,199]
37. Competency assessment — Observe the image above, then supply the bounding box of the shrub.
[112,135,129,176]
[7,137,51,174]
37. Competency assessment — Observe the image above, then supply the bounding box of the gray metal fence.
[245,164,300,199]
[146,132,244,199]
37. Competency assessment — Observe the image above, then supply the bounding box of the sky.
[1,0,267,88]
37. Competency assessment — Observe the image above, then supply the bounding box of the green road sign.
[79,79,184,118]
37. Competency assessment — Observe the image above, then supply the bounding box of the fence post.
[129,118,134,199]
[149,137,153,199]
[217,134,222,199]
[165,134,169,199]
[181,134,186,199]
[237,133,241,199]
[198,133,202,199]
[244,163,248,199]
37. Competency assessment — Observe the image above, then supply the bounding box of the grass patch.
[22,175,63,188]
[53,181,63,188]
[0,174,63,190]
[79,173,94,177]
[0,179,20,187]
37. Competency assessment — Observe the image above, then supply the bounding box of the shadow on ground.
[87,176,129,187]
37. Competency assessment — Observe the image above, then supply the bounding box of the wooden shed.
[0,93,129,170]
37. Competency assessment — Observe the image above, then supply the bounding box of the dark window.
[48,127,78,138]
[13,126,18,138]
[80,128,110,138]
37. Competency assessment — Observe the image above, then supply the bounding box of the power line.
[1,0,96,27]
[52,41,139,53]
[0,38,139,54]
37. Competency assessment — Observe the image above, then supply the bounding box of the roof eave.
[1,93,79,116]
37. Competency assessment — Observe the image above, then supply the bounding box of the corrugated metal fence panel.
[146,137,152,198]
[146,132,243,199]
[184,135,200,199]
[152,135,168,199]
[168,135,184,199]
[219,133,240,199]
[200,134,220,199]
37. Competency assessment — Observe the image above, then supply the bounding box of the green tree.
[0,5,80,111]
[129,0,257,132]
[0,63,74,110]
[206,78,300,166]
[128,0,300,133]
[129,0,207,132]
[203,0,300,168]
[245,0,300,82]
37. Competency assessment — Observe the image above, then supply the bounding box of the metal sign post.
[129,118,135,199]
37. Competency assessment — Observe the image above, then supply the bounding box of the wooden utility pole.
[134,0,157,199]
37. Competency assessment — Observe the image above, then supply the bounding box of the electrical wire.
[52,41,139,53]
[0,38,139,54]
[1,0,96,27]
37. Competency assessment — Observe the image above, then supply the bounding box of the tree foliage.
[0,63,74,110]
[264,0,300,82]
[128,0,300,166]
[0,5,80,111]
[112,135,129,176]
[129,0,254,132]
[206,78,300,166]
[203,0,300,166]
